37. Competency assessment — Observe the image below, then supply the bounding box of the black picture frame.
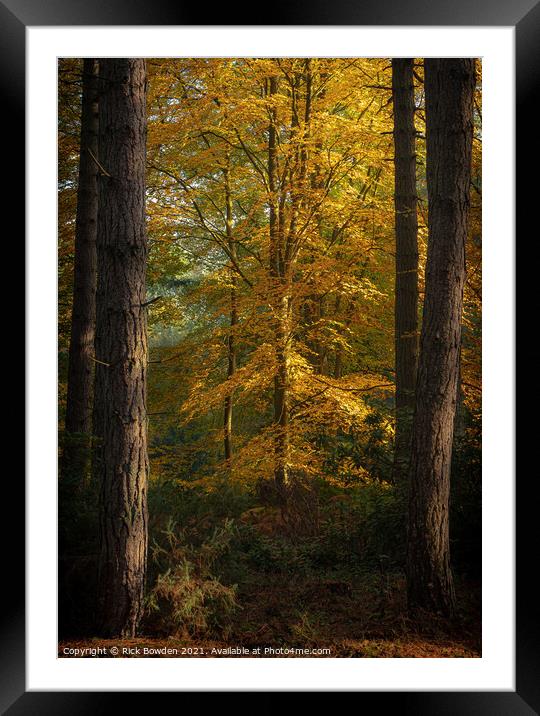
[9,0,536,710]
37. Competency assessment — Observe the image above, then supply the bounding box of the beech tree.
[57,57,483,654]
[222,155,238,467]
[407,58,475,616]
[146,59,395,501]
[94,59,149,637]
[391,58,419,484]
[62,58,99,483]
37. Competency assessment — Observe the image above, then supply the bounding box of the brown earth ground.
[59,572,481,658]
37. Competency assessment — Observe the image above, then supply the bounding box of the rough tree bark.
[407,59,475,616]
[392,58,419,485]
[62,58,99,483]
[94,59,149,638]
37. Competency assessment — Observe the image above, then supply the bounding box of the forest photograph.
[58,56,482,659]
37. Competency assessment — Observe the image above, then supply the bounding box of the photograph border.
[7,0,535,709]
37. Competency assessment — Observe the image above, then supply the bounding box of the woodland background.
[58,57,481,657]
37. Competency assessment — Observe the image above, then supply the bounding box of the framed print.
[9,0,536,710]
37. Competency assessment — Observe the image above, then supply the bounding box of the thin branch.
[88,148,112,178]
[312,376,393,393]
[139,295,163,308]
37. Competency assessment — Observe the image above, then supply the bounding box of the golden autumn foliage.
[58,57,481,492]
[57,58,483,654]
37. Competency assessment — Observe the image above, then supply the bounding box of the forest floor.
[59,571,481,658]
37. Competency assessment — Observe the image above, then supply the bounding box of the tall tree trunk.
[223,161,237,467]
[267,75,290,501]
[407,58,475,616]
[94,59,149,638]
[62,58,99,483]
[392,58,419,485]
[273,290,291,501]
[333,294,344,378]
